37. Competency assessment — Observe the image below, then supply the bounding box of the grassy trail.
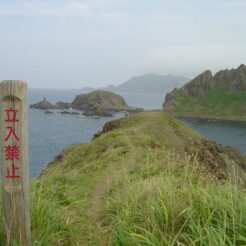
[85,135,137,244]
[2,112,245,245]
[34,112,245,245]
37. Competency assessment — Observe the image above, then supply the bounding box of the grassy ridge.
[168,88,246,121]
[0,112,245,245]
[107,154,246,245]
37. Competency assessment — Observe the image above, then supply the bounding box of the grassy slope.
[1,112,246,245]
[168,88,246,121]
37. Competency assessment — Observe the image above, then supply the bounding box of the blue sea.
[28,89,246,178]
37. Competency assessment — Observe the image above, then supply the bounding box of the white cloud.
[0,1,126,20]
[0,2,89,16]
[138,45,246,77]
[94,0,124,4]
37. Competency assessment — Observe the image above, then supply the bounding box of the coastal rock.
[163,64,246,121]
[30,97,55,109]
[72,90,143,115]
[55,102,71,109]
[60,111,80,115]
[185,139,246,180]
[31,90,143,117]
[31,98,71,110]
[87,112,113,117]
[71,90,128,110]
[184,70,213,98]
[83,106,113,117]
[213,64,246,92]
[44,110,54,114]
[165,88,178,101]
[163,88,178,112]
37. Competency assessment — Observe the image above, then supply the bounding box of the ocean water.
[29,109,125,177]
[28,89,246,178]
[28,89,164,109]
[182,119,246,155]
[28,89,166,177]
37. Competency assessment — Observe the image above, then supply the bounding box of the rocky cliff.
[163,64,246,121]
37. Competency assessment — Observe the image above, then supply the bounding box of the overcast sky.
[0,0,245,88]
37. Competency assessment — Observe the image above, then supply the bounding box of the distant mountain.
[104,73,189,94]
[163,64,246,121]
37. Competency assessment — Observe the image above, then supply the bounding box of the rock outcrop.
[30,97,55,110]
[83,105,113,117]
[55,102,71,109]
[213,64,246,92]
[60,111,80,115]
[31,90,143,117]
[71,90,128,111]
[44,110,54,114]
[184,70,213,98]
[163,64,246,121]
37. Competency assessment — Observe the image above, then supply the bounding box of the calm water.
[29,89,164,109]
[29,109,126,177]
[28,89,246,178]
[182,119,246,155]
[28,89,166,177]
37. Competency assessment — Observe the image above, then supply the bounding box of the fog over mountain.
[104,73,189,94]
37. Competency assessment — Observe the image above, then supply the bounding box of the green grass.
[0,112,245,245]
[106,152,246,246]
[172,88,246,121]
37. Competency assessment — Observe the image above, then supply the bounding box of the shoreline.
[167,113,246,124]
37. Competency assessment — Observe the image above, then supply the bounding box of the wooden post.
[0,81,30,245]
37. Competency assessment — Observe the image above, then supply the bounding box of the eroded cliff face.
[163,70,214,111]
[163,64,246,120]
[184,70,213,98]
[213,64,246,92]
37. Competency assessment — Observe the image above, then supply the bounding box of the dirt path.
[86,136,136,224]
[87,169,122,223]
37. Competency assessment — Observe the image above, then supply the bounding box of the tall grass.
[0,108,245,246]
[0,176,76,246]
[0,148,245,245]
[106,150,246,245]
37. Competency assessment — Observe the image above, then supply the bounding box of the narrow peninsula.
[27,111,246,245]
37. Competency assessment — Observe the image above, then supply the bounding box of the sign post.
[0,81,30,245]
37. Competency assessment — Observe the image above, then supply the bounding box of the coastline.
[25,111,246,244]
[167,113,246,124]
